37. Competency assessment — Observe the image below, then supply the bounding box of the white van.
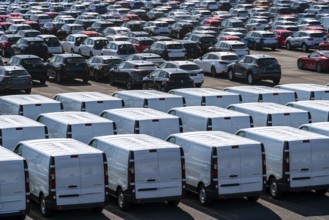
[287,100,329,123]
[112,90,185,112]
[14,138,108,216]
[101,108,181,140]
[0,115,48,151]
[275,83,329,100]
[166,131,265,205]
[300,122,329,136]
[236,126,329,198]
[37,111,116,143]
[0,146,30,219]
[0,94,62,120]
[89,134,185,210]
[227,102,311,127]
[54,92,123,115]
[168,106,252,133]
[223,85,297,104]
[169,88,241,107]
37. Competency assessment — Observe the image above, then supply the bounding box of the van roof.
[170,88,239,97]
[240,126,329,141]
[103,108,178,120]
[172,106,249,118]
[0,115,45,129]
[21,138,102,156]
[276,83,329,91]
[288,100,329,109]
[94,134,179,151]
[224,85,294,94]
[229,102,307,114]
[171,131,260,147]
[0,94,61,105]
[113,89,182,99]
[301,122,329,130]
[39,111,113,124]
[55,92,121,102]
[0,146,24,161]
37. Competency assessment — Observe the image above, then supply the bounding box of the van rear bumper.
[206,187,262,199]
[278,182,329,192]
[0,210,29,218]
[45,198,107,211]
[125,193,183,204]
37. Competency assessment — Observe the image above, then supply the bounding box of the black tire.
[125,77,133,90]
[40,195,53,217]
[211,66,217,77]
[19,214,26,220]
[316,62,323,73]
[247,196,259,202]
[94,70,100,81]
[228,69,235,81]
[90,51,93,58]
[71,48,74,53]
[273,78,280,85]
[142,82,148,90]
[297,59,304,69]
[117,189,131,210]
[166,200,180,207]
[108,73,115,85]
[83,77,89,83]
[195,83,202,88]
[247,73,254,85]
[286,42,292,50]
[198,184,212,206]
[271,46,276,51]
[92,207,103,213]
[1,48,6,57]
[40,79,46,85]
[302,43,308,52]
[315,189,328,195]
[56,71,62,84]
[25,89,31,94]
[269,178,283,199]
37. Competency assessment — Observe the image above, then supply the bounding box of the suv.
[146,41,186,60]
[285,30,326,52]
[0,66,32,94]
[11,37,49,60]
[209,40,249,56]
[87,55,122,81]
[227,54,281,85]
[170,22,194,39]
[185,34,218,55]
[101,41,136,60]
[46,54,89,84]
[7,55,48,84]
[179,40,202,59]
[143,21,170,36]
[108,60,156,89]
[244,31,278,50]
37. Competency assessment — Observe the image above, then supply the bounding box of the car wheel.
[40,195,52,217]
[117,189,130,210]
[253,43,258,50]
[297,59,304,69]
[56,71,62,84]
[247,196,259,202]
[125,77,133,90]
[198,184,211,206]
[166,200,180,207]
[92,207,103,213]
[83,77,89,83]
[25,89,31,94]
[269,178,283,199]
[316,62,323,73]
[302,43,308,52]
[315,189,328,195]
[195,83,202,88]
[142,82,148,90]
[247,73,254,85]
[108,73,115,85]
[271,46,276,51]
[94,70,100,81]
[90,51,93,58]
[228,69,235,81]
[273,78,280,85]
[286,42,291,50]
[40,79,46,85]
[210,66,217,77]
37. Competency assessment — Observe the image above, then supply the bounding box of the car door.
[146,69,160,89]
[116,62,131,83]
[196,54,210,72]
[307,52,319,70]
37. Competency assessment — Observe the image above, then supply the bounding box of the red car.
[201,18,221,27]
[0,34,21,57]
[273,30,293,48]
[297,50,329,73]
[0,21,12,31]
[319,39,329,50]
[129,37,154,53]
[79,31,102,37]
[23,21,40,31]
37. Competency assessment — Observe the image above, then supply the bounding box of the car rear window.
[170,73,190,79]
[22,58,43,65]
[257,58,278,65]
[200,37,217,44]
[65,57,86,64]
[156,23,168,27]
[263,34,275,38]
[221,55,239,60]
[167,44,183,49]
[310,33,325,38]
[44,37,60,46]
[180,64,200,70]
[5,70,29,76]
[139,40,153,46]
[231,44,246,49]
[232,22,244,27]
[103,59,121,64]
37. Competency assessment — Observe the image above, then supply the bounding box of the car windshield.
[183,43,198,49]
[139,40,153,46]
[280,32,292,37]
[156,23,168,27]
[65,57,86,64]
[221,55,239,60]
[286,27,299,32]
[231,44,247,49]
[76,37,87,43]
[180,64,200,70]
[167,44,183,49]
[309,21,321,25]
[8,37,20,42]
[310,33,325,38]
[201,37,217,44]
[320,51,329,56]
[5,70,28,76]
[28,41,44,45]
[103,59,121,64]
[257,58,278,65]
[22,58,43,65]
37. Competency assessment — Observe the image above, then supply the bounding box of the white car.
[61,33,88,53]
[194,52,239,76]
[78,37,109,57]
[101,41,136,60]
[143,21,170,36]
[38,34,63,54]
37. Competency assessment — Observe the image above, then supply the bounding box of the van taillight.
[182,97,186,107]
[273,93,278,95]
[19,105,23,115]
[97,101,103,103]
[179,118,183,132]
[85,123,92,126]
[211,147,218,189]
[261,144,267,186]
[44,126,49,138]
[310,91,315,100]
[102,153,109,198]
[266,114,272,126]
[294,92,298,101]
[60,103,64,111]
[81,102,86,111]
[143,99,148,108]
[159,98,165,100]
[121,100,125,107]
[180,148,186,191]
[308,112,312,123]
[258,94,263,102]
[35,103,42,106]
[224,117,231,120]
[239,95,242,102]
[201,96,206,106]
[16,127,23,130]
[67,125,72,138]
[283,142,290,182]
[152,119,159,122]
[70,155,78,158]
[134,121,140,134]
[113,122,117,135]
[24,160,30,205]
[49,157,56,200]
[249,116,254,127]
[283,113,290,116]
[128,151,135,193]
[207,118,212,131]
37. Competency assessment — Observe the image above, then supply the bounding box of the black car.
[46,54,89,84]
[179,40,202,59]
[290,2,310,13]
[227,54,281,85]
[0,66,32,94]
[86,21,115,33]
[7,55,48,84]
[87,55,122,81]
[108,60,156,89]
[185,34,218,55]
[11,37,49,60]
[142,68,195,92]
[170,22,194,39]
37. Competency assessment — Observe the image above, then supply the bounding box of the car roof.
[110,41,132,45]
[219,40,244,44]
[126,60,154,65]
[0,65,25,71]
[93,55,121,60]
[12,54,40,59]
[248,54,275,59]
[167,61,197,65]
[207,52,238,56]
[161,68,189,74]
[133,53,160,58]
[55,53,83,58]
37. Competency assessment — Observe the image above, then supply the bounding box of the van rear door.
[212,116,251,133]
[0,160,25,214]
[23,103,61,120]
[206,95,240,108]
[72,123,113,143]
[262,93,293,104]
[271,113,291,126]
[158,148,182,197]
[148,98,183,112]
[317,91,329,100]
[139,120,161,139]
[79,154,105,204]
[289,141,311,187]
[310,140,329,186]
[55,155,81,205]
[86,101,122,115]
[159,119,180,139]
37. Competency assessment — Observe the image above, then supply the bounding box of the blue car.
[244,31,278,51]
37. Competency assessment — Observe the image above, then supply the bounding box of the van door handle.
[301,168,309,171]
[147,179,156,182]
[229,174,238,178]
[68,185,77,188]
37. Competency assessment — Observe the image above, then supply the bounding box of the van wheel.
[315,189,327,195]
[247,196,259,202]
[198,184,212,206]
[25,89,31,94]
[271,46,276,51]
[211,66,217,77]
[83,77,89,83]
[269,178,283,199]
[272,78,280,85]
[40,195,53,217]
[142,82,148,90]
[166,200,180,207]
[108,73,115,85]
[117,189,131,210]
[40,79,46,85]
[56,71,62,84]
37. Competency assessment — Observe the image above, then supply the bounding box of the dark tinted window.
[22,58,43,65]
[170,73,190,80]
[310,33,325,38]
[167,44,183,49]
[200,37,217,44]
[139,40,153,46]
[65,57,86,64]
[180,64,200,70]
[257,58,279,65]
